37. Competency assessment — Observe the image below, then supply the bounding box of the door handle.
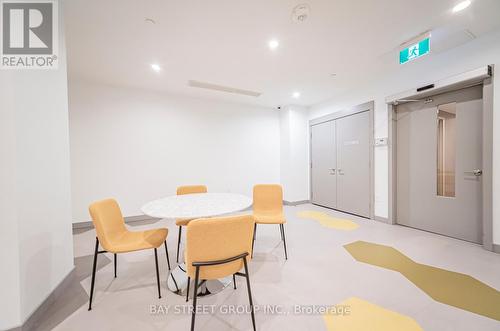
[464,169,483,176]
[338,169,345,175]
[329,168,336,175]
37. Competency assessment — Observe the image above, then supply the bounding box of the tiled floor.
[37,204,500,330]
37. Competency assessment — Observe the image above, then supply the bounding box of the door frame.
[309,101,375,220]
[387,66,494,251]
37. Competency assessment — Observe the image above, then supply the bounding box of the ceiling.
[64,0,500,108]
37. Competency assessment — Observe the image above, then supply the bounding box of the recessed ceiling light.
[151,64,161,72]
[268,39,279,50]
[292,91,301,99]
[452,0,471,13]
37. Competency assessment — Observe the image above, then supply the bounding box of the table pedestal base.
[167,263,232,297]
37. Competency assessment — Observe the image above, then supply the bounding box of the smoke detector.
[292,4,310,23]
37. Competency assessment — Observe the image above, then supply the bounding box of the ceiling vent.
[292,4,310,23]
[188,80,262,97]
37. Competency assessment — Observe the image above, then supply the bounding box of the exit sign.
[399,37,430,64]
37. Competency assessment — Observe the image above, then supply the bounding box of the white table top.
[141,192,253,219]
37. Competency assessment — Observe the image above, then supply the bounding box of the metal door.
[311,121,337,208]
[336,111,370,217]
[396,86,483,243]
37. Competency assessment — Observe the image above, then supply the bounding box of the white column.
[279,105,310,203]
[0,2,74,328]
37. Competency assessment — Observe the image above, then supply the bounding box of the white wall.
[0,72,22,330]
[0,2,74,328]
[69,81,281,221]
[280,105,310,202]
[309,28,500,244]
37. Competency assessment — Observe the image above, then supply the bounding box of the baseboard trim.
[73,215,160,229]
[72,202,309,229]
[374,215,390,224]
[284,200,310,206]
[493,244,500,254]
[7,267,76,331]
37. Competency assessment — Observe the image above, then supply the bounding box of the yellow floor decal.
[323,297,424,331]
[297,211,359,230]
[344,241,500,321]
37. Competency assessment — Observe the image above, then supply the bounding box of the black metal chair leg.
[233,274,237,289]
[154,248,161,299]
[243,257,256,331]
[177,226,182,263]
[190,267,200,331]
[114,253,117,278]
[186,277,191,302]
[88,237,99,311]
[251,224,256,258]
[281,224,288,260]
[164,241,171,270]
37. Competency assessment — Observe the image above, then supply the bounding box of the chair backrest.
[88,198,127,251]
[186,214,254,280]
[177,185,207,195]
[253,184,283,214]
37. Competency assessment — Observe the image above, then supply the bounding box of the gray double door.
[395,86,483,243]
[311,111,370,217]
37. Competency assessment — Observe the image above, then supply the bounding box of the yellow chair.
[87,198,171,310]
[175,185,208,263]
[252,184,288,259]
[185,215,256,331]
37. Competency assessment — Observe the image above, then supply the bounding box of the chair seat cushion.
[254,212,286,224]
[175,218,193,226]
[107,228,168,253]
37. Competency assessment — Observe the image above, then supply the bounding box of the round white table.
[141,192,253,296]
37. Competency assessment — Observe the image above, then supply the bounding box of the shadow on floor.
[32,254,111,331]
